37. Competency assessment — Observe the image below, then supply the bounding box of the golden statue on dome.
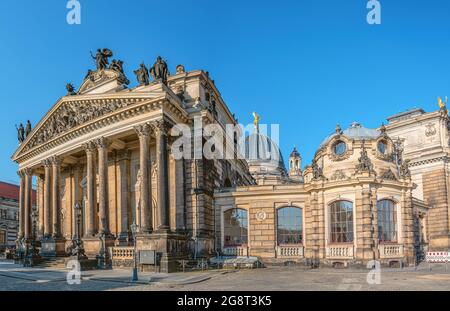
[252,112,260,131]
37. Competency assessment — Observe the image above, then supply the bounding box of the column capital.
[42,158,52,168]
[82,140,97,154]
[49,156,61,166]
[134,122,152,138]
[17,170,26,178]
[95,136,111,149]
[24,167,33,176]
[151,119,172,135]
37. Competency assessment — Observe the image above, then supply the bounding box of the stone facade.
[385,108,450,250]
[10,52,448,271]
[215,123,420,267]
[12,61,252,272]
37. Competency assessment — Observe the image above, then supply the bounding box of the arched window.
[377,199,397,242]
[329,200,353,243]
[224,208,248,247]
[277,207,303,245]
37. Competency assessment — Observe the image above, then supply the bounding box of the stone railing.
[110,247,135,261]
[276,245,304,258]
[378,244,404,259]
[222,246,248,257]
[326,244,354,259]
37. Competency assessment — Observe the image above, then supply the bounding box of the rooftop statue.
[15,123,25,143]
[150,56,169,84]
[109,59,129,85]
[253,112,260,131]
[438,96,448,116]
[134,63,150,86]
[91,48,113,71]
[355,140,374,174]
[25,120,32,138]
[66,83,76,96]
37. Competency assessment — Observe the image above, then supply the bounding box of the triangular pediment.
[78,69,126,95]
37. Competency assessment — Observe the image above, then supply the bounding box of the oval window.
[333,141,347,156]
[378,141,387,154]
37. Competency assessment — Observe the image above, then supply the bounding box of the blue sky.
[1,0,449,184]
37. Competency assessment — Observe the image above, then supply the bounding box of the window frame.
[223,208,249,247]
[329,200,354,244]
[276,206,303,246]
[333,141,347,156]
[377,199,398,243]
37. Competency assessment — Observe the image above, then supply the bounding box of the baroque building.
[11,50,448,270]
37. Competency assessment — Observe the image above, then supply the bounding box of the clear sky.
[1,0,449,184]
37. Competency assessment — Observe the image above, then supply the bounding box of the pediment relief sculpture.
[381,169,397,181]
[330,169,348,181]
[20,96,146,154]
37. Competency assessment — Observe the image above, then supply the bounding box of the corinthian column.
[24,168,33,240]
[83,141,97,237]
[50,156,61,238]
[42,159,52,238]
[17,170,25,240]
[154,119,171,231]
[134,123,153,233]
[95,137,111,235]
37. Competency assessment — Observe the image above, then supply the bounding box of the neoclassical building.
[11,51,449,270]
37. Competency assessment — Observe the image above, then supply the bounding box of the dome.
[244,132,287,176]
[319,122,381,148]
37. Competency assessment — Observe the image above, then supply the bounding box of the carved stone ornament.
[355,142,375,175]
[311,160,325,180]
[425,123,437,137]
[330,170,347,181]
[255,210,267,221]
[381,169,397,181]
[399,159,411,178]
[134,123,152,138]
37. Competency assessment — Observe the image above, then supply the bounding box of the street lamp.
[70,203,86,260]
[24,207,40,267]
[130,222,138,282]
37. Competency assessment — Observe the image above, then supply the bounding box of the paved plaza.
[1,260,449,291]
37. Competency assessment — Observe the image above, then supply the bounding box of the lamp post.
[70,203,87,260]
[130,222,138,282]
[24,208,40,267]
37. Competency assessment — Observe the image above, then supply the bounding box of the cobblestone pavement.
[1,260,450,291]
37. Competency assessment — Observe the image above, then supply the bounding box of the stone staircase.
[33,258,68,269]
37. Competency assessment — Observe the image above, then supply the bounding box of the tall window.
[330,200,353,243]
[277,207,303,245]
[377,199,397,242]
[224,208,248,247]
[0,230,5,245]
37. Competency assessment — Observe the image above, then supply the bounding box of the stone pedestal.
[136,232,189,273]
[115,233,130,246]
[40,238,66,257]
[82,236,116,258]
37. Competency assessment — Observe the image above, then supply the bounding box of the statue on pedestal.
[25,120,32,138]
[91,48,113,71]
[16,123,25,143]
[134,63,150,86]
[109,59,129,85]
[66,83,76,96]
[150,56,169,84]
